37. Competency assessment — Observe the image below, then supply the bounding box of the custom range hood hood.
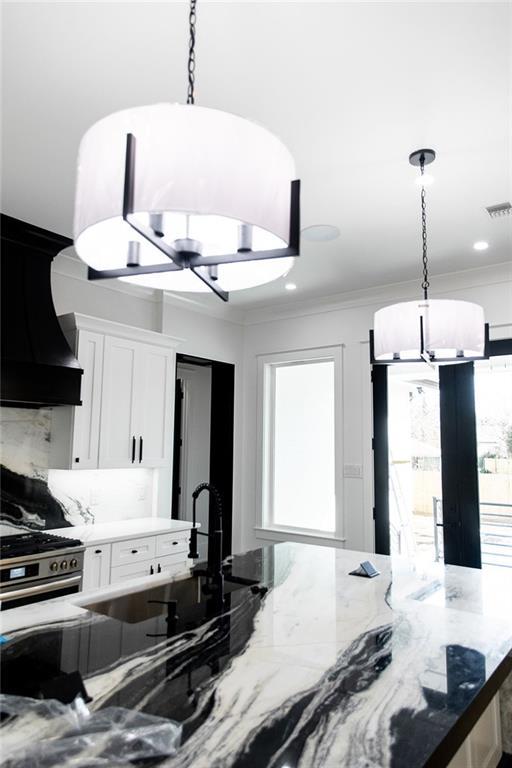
[1,214,83,407]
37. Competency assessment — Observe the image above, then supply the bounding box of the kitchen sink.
[83,570,263,626]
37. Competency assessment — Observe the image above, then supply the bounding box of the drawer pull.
[131,549,138,554]
[172,541,178,546]
[95,549,102,554]
[157,563,161,573]
[150,565,154,575]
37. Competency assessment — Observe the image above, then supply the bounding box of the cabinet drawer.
[111,536,155,567]
[155,533,189,558]
[110,560,155,584]
[156,552,189,574]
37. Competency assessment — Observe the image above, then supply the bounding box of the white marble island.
[1,542,512,767]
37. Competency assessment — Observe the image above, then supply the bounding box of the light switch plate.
[344,464,363,479]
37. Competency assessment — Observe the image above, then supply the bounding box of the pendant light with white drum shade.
[73,0,300,302]
[370,149,488,364]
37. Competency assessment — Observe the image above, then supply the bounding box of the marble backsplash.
[0,408,155,536]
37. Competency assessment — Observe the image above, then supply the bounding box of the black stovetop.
[0,531,83,560]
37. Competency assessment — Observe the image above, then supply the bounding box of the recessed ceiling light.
[285,282,297,291]
[415,173,434,187]
[301,224,340,242]
[473,241,489,251]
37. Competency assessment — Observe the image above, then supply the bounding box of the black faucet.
[188,483,224,588]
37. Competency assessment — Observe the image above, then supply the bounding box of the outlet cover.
[344,464,363,479]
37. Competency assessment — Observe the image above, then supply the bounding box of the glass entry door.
[474,353,512,567]
[373,339,512,570]
[387,364,442,563]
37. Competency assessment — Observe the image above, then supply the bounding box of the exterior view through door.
[373,339,512,569]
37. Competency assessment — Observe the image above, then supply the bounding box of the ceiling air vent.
[486,202,512,218]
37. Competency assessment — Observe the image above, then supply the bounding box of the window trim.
[257,346,344,540]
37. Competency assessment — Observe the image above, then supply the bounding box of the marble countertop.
[50,516,193,546]
[2,542,512,767]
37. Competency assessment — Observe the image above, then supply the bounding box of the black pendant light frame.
[87,0,301,302]
[87,133,301,302]
[369,148,489,365]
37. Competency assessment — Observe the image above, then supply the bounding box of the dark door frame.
[372,337,512,566]
[171,353,235,559]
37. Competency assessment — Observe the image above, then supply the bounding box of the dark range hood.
[1,214,83,407]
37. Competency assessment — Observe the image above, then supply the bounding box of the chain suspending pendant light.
[370,149,488,364]
[73,0,300,301]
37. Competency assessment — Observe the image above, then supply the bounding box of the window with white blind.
[259,347,343,537]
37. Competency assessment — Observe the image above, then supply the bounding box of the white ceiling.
[2,1,511,309]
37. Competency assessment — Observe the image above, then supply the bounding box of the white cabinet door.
[156,552,189,576]
[99,336,140,468]
[71,331,104,469]
[82,544,111,592]
[447,693,502,768]
[49,330,104,470]
[135,344,175,468]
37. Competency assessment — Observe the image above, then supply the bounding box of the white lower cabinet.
[82,544,112,592]
[111,559,156,584]
[82,531,190,591]
[155,532,190,558]
[111,537,156,568]
[447,693,502,768]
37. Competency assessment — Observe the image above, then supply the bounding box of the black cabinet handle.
[172,541,178,546]
[157,563,161,573]
[139,436,143,463]
[131,436,136,463]
[150,565,154,575]
[131,549,138,554]
[75,457,80,463]
[95,549,102,554]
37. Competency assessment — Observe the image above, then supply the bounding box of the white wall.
[50,253,512,557]
[240,262,512,554]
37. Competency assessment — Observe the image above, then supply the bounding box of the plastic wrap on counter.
[0,694,182,766]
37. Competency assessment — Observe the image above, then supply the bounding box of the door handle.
[131,436,136,463]
[150,564,154,575]
[157,563,161,573]
[139,436,143,463]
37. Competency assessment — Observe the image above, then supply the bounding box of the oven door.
[0,574,82,611]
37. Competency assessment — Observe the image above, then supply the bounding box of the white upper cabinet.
[50,327,104,470]
[50,314,181,470]
[74,331,104,468]
[135,343,174,468]
[99,336,140,468]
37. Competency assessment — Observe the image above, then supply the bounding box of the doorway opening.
[373,338,512,570]
[172,354,235,562]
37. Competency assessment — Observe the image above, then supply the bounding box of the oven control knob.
[50,561,59,572]
[70,558,78,569]
[60,560,68,570]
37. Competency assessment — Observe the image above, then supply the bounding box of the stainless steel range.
[0,532,84,611]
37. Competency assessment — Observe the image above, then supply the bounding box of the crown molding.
[53,248,246,325]
[161,290,245,325]
[54,248,158,301]
[242,262,512,326]
[52,249,511,330]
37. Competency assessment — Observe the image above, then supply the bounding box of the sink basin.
[84,572,261,626]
